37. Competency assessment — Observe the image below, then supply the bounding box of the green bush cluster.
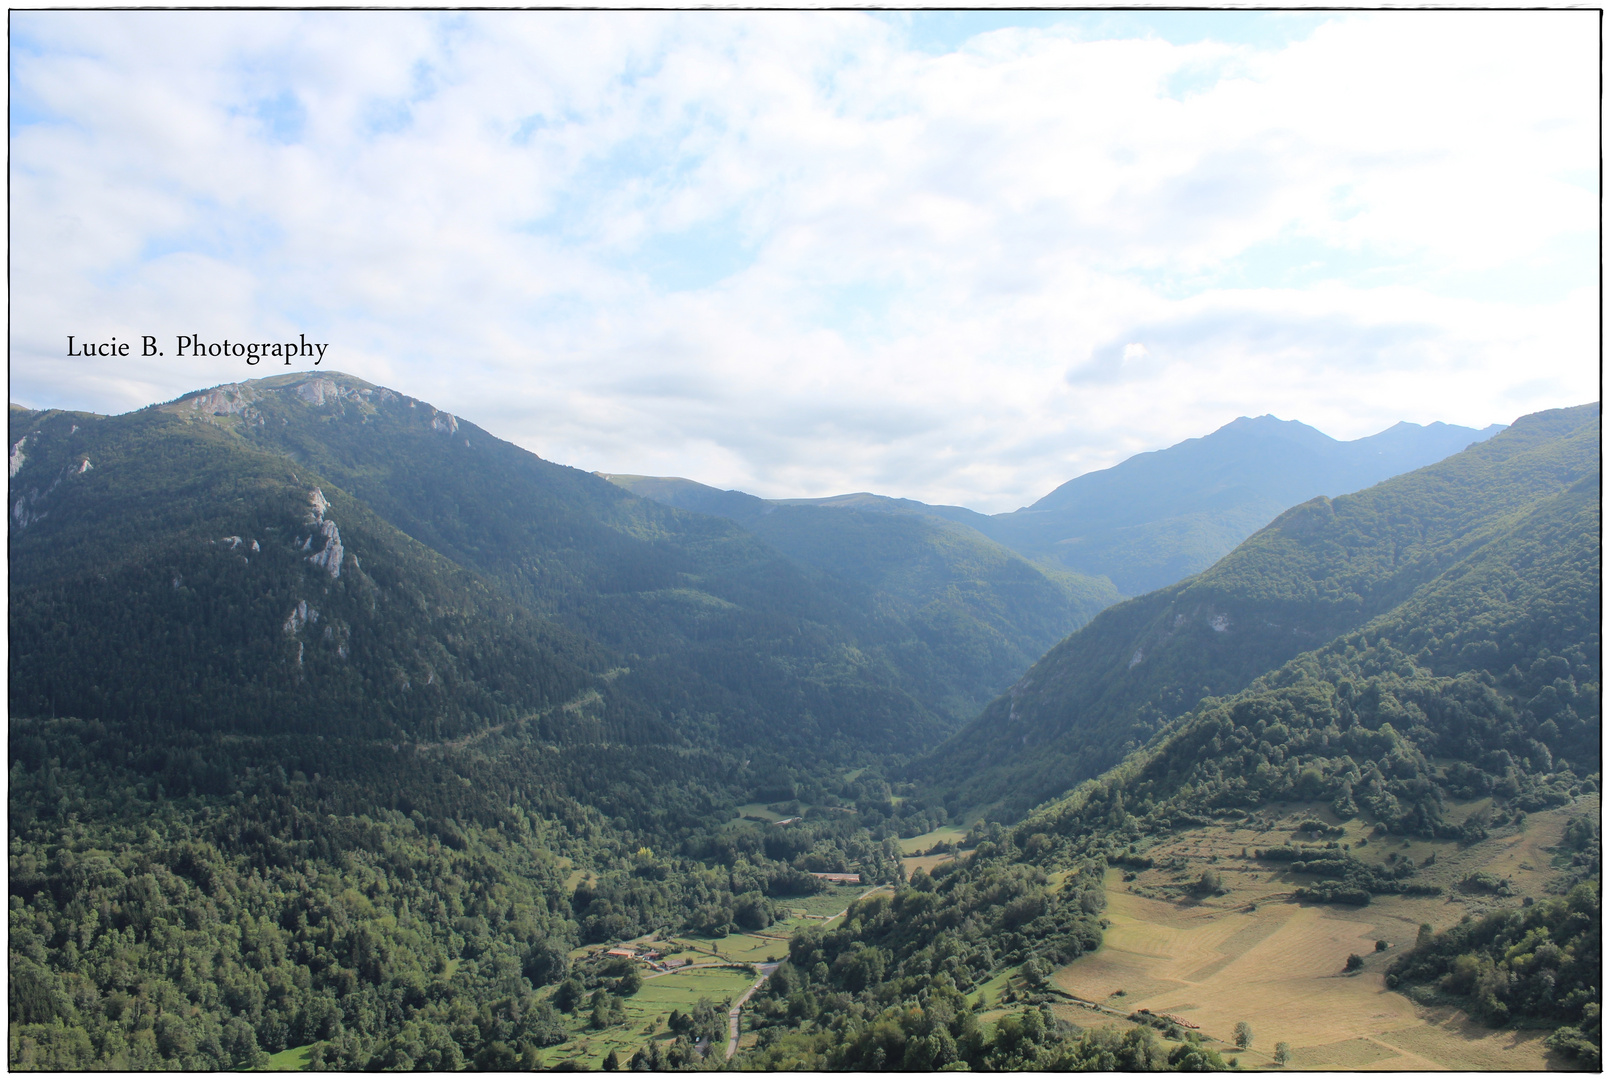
[1386,883,1599,1067]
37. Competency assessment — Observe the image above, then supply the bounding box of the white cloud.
[8,11,1599,512]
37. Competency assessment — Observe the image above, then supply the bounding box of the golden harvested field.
[902,851,959,877]
[1052,797,1594,1070]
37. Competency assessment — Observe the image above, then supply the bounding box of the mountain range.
[9,373,1019,763]
[978,414,1506,594]
[7,373,1597,1073]
[920,403,1599,819]
[610,414,1504,600]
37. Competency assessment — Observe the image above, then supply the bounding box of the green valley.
[8,379,1598,1072]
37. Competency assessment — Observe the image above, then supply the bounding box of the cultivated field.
[675,930,787,964]
[899,826,971,878]
[778,882,873,922]
[1050,796,1594,1070]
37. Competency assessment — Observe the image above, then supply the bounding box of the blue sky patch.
[876,10,1334,55]
[627,213,754,294]
[252,91,306,145]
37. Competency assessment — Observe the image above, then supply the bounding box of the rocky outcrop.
[9,437,26,478]
[12,496,42,530]
[302,488,344,577]
[283,600,319,635]
[308,521,344,578]
[10,456,89,531]
[187,385,255,416]
[296,378,341,407]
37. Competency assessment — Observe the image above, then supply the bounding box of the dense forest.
[8,381,1599,1070]
[5,712,930,1069]
[604,474,1121,707]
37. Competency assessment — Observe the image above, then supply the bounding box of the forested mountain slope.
[7,376,1593,1073]
[605,473,1120,713]
[8,404,613,743]
[6,375,987,1071]
[615,414,1502,607]
[1025,446,1599,841]
[978,414,1504,595]
[923,404,1598,820]
[11,372,1035,757]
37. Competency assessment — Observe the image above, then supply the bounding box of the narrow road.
[725,963,779,1060]
[720,886,890,1059]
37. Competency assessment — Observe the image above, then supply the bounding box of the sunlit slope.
[924,403,1599,820]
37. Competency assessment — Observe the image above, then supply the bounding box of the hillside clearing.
[1051,798,1594,1069]
[535,966,757,1070]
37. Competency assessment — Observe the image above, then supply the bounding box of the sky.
[9,10,1599,513]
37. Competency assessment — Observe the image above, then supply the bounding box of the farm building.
[809,872,861,884]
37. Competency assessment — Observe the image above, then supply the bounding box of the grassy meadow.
[899,826,971,878]
[535,965,758,1070]
[260,1044,315,1071]
[1049,796,1595,1069]
[898,825,969,855]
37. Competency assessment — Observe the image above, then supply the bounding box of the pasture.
[675,931,785,963]
[903,851,959,877]
[1050,796,1594,1069]
[898,825,968,855]
[778,883,869,921]
[261,1044,314,1071]
[899,826,970,879]
[535,965,757,1070]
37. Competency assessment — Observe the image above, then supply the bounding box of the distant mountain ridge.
[918,403,1597,820]
[614,415,1505,601]
[982,414,1506,594]
[601,474,1121,713]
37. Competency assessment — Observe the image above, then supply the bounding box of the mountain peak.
[1213,414,1336,446]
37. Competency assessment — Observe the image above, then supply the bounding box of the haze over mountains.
[5,373,1519,778]
[921,403,1599,819]
[7,372,1598,1072]
[9,373,1007,760]
[610,414,1504,598]
[980,414,1506,594]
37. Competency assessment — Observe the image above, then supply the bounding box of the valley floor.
[536,883,879,1069]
